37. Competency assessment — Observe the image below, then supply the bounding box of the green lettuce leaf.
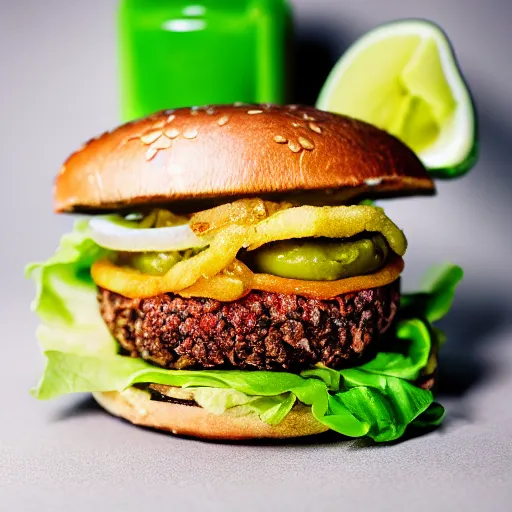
[400,263,464,323]
[26,221,462,442]
[334,370,441,441]
[179,388,297,426]
[361,318,432,380]
[25,220,115,356]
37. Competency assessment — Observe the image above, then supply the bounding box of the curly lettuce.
[26,221,463,442]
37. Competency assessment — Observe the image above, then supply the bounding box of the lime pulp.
[316,19,477,178]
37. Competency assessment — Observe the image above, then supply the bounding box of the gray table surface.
[2,1,512,510]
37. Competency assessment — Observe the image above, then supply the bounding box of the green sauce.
[124,247,206,276]
[118,0,290,121]
[129,252,183,275]
[252,234,389,281]
[124,234,390,281]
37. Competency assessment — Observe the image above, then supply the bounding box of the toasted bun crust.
[55,104,434,212]
[93,388,329,440]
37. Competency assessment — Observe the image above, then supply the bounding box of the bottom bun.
[93,388,329,440]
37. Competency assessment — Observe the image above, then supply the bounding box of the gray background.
[2,0,512,510]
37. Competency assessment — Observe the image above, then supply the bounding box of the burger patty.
[98,282,400,372]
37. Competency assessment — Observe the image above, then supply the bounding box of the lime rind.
[316,19,478,178]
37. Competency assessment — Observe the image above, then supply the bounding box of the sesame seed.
[184,128,198,139]
[288,140,301,153]
[298,136,315,150]
[309,122,322,134]
[206,107,216,115]
[233,101,245,107]
[364,178,383,186]
[165,127,180,139]
[167,114,176,123]
[288,104,299,110]
[141,130,162,144]
[145,147,158,161]
[190,110,199,116]
[247,109,263,114]
[152,120,166,129]
[291,122,303,128]
[151,136,172,150]
[274,135,287,143]
[217,115,229,126]
[302,113,316,121]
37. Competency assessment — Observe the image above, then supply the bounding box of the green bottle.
[118,0,291,122]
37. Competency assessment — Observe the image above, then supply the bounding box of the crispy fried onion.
[190,198,292,236]
[91,203,407,300]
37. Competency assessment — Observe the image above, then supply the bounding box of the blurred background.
[1,0,511,508]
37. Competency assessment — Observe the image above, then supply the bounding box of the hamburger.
[27,104,462,442]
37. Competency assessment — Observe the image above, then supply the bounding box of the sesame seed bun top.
[54,104,435,213]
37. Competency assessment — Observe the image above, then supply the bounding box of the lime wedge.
[316,20,477,178]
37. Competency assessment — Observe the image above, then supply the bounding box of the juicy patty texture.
[98,282,400,372]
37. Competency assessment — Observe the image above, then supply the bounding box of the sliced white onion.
[88,216,209,252]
